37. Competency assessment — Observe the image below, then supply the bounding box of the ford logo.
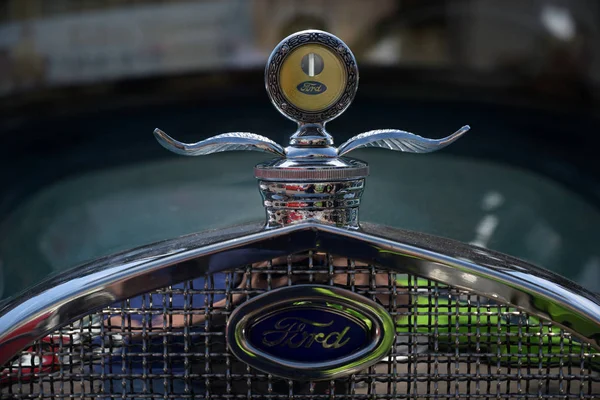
[226,285,394,380]
[249,308,367,362]
[297,81,327,95]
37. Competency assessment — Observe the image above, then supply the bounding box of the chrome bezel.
[226,285,395,380]
[265,30,359,124]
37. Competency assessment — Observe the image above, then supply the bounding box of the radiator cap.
[153,30,470,229]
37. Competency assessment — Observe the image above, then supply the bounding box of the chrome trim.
[254,158,369,181]
[288,123,333,147]
[254,156,368,228]
[153,129,286,157]
[258,179,365,229]
[226,285,395,380]
[1,222,598,366]
[336,125,471,156]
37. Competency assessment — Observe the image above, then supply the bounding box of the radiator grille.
[2,252,599,399]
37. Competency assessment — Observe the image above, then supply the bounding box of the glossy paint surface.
[1,149,598,300]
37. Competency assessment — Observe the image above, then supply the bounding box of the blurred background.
[0,0,599,299]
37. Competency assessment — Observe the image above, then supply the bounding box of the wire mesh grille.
[2,252,599,399]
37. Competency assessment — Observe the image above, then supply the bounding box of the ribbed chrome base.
[258,179,364,228]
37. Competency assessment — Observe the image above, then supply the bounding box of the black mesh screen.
[2,252,599,399]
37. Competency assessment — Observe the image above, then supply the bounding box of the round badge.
[265,30,359,124]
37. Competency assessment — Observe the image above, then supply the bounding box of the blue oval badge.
[226,285,394,381]
[297,81,327,95]
[249,307,368,362]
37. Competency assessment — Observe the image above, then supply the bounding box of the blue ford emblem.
[249,307,367,362]
[226,285,394,380]
[297,81,327,94]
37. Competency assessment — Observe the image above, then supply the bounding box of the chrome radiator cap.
[153,30,470,228]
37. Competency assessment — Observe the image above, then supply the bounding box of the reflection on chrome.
[3,250,598,397]
[105,253,408,331]
[1,224,599,398]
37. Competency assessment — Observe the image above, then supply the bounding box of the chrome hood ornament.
[154,30,470,229]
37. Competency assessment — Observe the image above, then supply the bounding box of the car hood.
[0,150,598,300]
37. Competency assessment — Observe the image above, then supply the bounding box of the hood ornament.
[154,30,470,229]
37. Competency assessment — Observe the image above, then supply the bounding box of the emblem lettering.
[261,317,350,349]
[297,81,327,95]
[226,285,394,380]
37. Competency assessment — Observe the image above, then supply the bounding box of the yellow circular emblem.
[279,44,347,112]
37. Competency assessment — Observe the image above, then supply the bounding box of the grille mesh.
[2,252,599,399]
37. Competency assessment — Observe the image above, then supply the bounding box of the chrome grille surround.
[1,223,599,399]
